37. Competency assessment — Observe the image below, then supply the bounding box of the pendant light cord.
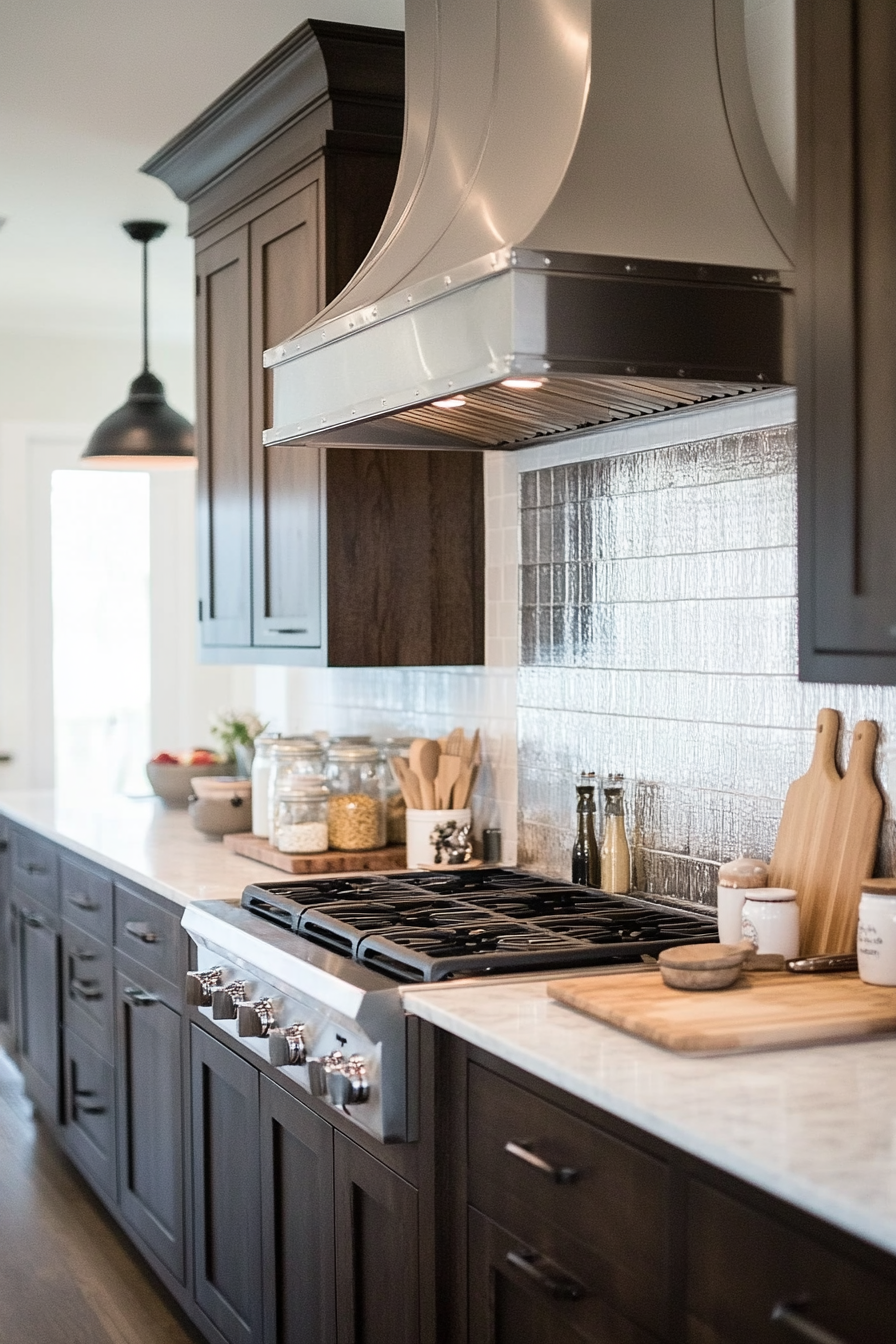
[142,239,150,374]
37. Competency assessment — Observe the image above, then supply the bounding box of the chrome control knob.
[326,1055,370,1111]
[211,980,249,1019]
[307,1050,343,1097]
[237,998,276,1037]
[185,967,224,1007]
[268,1024,307,1067]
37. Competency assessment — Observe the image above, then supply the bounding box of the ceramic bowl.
[188,793,251,839]
[146,761,225,808]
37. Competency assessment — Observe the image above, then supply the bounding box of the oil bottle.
[571,772,600,887]
[600,774,631,894]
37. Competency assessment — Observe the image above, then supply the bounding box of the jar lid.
[328,743,379,761]
[718,855,769,888]
[279,775,329,799]
[742,886,797,902]
[270,738,322,757]
[330,735,372,745]
[861,878,896,897]
[253,732,282,746]
[191,774,252,798]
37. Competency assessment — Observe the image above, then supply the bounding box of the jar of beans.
[325,743,386,851]
[267,739,326,839]
[273,777,330,854]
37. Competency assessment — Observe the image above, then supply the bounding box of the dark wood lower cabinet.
[192,1025,263,1344]
[116,965,185,1282]
[14,900,61,1122]
[260,1076,335,1344]
[333,1132,419,1344]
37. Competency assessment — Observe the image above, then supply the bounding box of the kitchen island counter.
[0,789,273,908]
[403,977,896,1259]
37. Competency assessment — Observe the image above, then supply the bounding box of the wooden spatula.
[409,739,440,809]
[435,754,462,809]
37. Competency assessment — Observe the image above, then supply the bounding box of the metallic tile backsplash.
[518,423,896,904]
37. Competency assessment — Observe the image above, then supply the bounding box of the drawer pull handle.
[771,1302,849,1344]
[70,978,102,1002]
[123,986,159,1007]
[272,628,308,635]
[73,1088,107,1116]
[22,913,48,930]
[67,895,100,912]
[505,1248,585,1301]
[124,920,159,944]
[504,1140,579,1184]
[25,862,48,875]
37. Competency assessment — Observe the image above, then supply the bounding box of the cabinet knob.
[326,1054,370,1112]
[185,967,224,1007]
[237,999,276,1037]
[211,981,249,1019]
[269,1024,307,1066]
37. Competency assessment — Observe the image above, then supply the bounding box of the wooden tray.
[223,832,407,874]
[548,969,896,1055]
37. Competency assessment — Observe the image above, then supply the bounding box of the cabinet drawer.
[467,1062,670,1336]
[11,829,57,910]
[62,922,113,1061]
[114,884,179,985]
[63,1027,116,1200]
[686,1179,896,1344]
[61,857,112,941]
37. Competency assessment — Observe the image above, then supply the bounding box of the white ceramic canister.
[741,887,799,959]
[716,855,768,945]
[857,878,896,985]
[405,808,472,868]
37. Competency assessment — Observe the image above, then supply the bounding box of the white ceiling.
[0,1,404,344]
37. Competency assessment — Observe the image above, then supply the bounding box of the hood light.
[432,396,467,409]
[500,377,545,390]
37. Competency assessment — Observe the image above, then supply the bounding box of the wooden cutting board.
[767,710,882,956]
[223,833,407,874]
[548,969,896,1055]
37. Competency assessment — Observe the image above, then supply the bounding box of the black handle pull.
[0,838,8,853]
[25,862,47,875]
[70,978,102,1002]
[21,912,47,930]
[123,986,159,1007]
[271,628,308,634]
[67,894,100,912]
[504,1140,579,1184]
[505,1248,585,1301]
[73,1088,107,1116]
[771,1302,849,1344]
[124,920,159,944]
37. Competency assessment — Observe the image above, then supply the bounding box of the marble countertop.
[0,790,276,908]
[403,978,896,1258]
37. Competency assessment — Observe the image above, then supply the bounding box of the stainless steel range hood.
[265,0,795,452]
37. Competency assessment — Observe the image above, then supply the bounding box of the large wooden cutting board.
[223,833,407,874]
[548,970,896,1055]
[767,710,882,956]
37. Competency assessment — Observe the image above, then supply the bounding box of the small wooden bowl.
[658,942,746,992]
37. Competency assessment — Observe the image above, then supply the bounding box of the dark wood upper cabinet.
[797,0,896,682]
[145,20,485,667]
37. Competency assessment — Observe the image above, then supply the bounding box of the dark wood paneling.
[797,0,896,681]
[686,1177,896,1344]
[260,1077,336,1344]
[324,148,402,299]
[191,1025,262,1344]
[326,448,485,667]
[333,1132,419,1344]
[63,1025,117,1200]
[16,901,61,1121]
[62,921,113,1061]
[116,967,185,1282]
[196,229,252,647]
[250,185,324,650]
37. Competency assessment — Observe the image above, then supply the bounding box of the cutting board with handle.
[767,710,882,956]
[548,969,896,1055]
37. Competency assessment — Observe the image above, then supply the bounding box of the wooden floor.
[0,1046,205,1344]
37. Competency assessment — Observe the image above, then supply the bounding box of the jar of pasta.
[325,743,386,851]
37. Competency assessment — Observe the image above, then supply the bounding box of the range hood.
[265,0,795,452]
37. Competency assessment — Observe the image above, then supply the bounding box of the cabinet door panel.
[197,228,252,647]
[17,903,61,1121]
[63,1026,116,1200]
[192,1026,262,1344]
[251,185,323,650]
[333,1132,418,1344]
[797,0,896,680]
[260,1077,336,1344]
[116,970,184,1281]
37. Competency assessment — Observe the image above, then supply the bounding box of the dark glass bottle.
[571,772,600,887]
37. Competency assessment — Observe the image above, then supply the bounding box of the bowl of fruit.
[146,749,228,807]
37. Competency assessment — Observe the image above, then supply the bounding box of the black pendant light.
[81,220,195,468]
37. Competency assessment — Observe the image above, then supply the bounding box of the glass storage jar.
[251,733,282,838]
[325,743,386,851]
[273,776,330,854]
[380,737,414,845]
[267,739,326,839]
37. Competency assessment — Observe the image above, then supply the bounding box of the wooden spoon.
[409,738,440,809]
[436,754,462,809]
[444,727,465,757]
[390,757,422,809]
[454,762,479,809]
